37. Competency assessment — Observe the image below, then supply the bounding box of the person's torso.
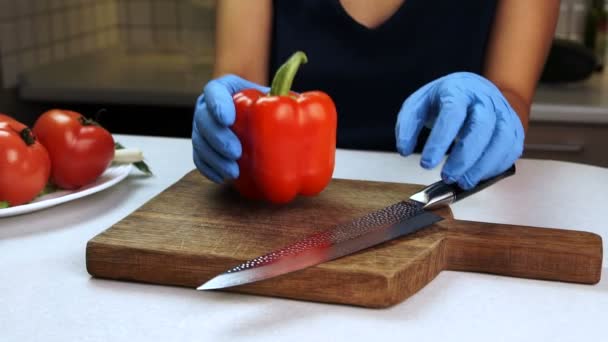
[269,0,498,151]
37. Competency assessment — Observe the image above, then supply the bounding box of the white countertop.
[1,134,607,342]
[17,49,608,124]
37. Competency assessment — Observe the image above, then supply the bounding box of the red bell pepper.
[231,51,337,204]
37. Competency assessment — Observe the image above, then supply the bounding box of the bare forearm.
[212,0,272,84]
[483,0,560,132]
[500,88,530,132]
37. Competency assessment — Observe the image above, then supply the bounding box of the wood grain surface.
[86,170,603,308]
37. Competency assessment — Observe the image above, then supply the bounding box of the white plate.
[0,164,133,218]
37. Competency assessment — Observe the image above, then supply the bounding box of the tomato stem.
[79,116,101,127]
[19,128,36,146]
[0,201,9,209]
[95,108,107,123]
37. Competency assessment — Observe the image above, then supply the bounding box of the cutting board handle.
[444,220,603,284]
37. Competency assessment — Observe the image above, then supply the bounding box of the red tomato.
[32,109,115,190]
[0,114,51,206]
[0,113,24,128]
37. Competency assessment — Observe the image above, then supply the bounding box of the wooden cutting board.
[86,170,603,308]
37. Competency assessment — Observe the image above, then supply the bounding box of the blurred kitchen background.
[0,0,214,138]
[1,0,608,167]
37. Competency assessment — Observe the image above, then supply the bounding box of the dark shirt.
[269,0,498,151]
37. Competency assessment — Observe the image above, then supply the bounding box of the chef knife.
[198,165,516,291]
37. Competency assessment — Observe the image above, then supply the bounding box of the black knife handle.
[410,164,516,209]
[452,164,516,203]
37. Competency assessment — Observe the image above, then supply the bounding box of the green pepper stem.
[269,51,308,96]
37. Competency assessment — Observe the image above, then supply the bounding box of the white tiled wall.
[0,0,215,88]
[118,0,215,53]
[0,0,120,87]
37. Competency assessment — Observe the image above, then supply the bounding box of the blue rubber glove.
[192,74,269,183]
[395,72,525,190]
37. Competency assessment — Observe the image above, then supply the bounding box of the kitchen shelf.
[18,47,212,108]
[533,71,608,124]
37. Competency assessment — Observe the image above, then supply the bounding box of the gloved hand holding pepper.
[395,72,525,190]
[192,75,269,183]
[193,52,337,204]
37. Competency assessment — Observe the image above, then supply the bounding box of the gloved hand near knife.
[395,72,525,190]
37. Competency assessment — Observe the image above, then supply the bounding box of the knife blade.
[198,165,516,291]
